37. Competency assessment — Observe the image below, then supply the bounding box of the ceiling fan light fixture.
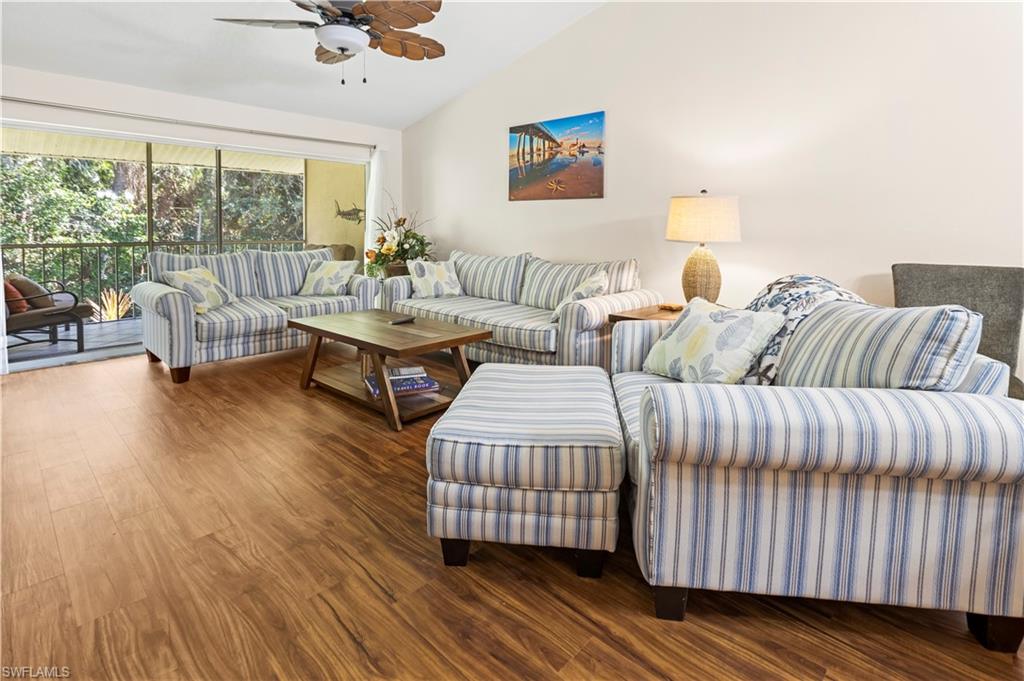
[315,23,370,54]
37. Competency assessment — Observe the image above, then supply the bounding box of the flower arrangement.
[364,198,433,278]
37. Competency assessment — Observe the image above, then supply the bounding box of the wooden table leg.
[300,334,323,389]
[370,352,402,431]
[451,345,472,386]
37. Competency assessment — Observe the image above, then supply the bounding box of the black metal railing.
[1,240,304,322]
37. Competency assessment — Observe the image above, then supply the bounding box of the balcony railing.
[1,240,304,322]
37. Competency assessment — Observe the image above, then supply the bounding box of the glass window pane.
[151,143,216,244]
[220,150,304,247]
[304,159,366,256]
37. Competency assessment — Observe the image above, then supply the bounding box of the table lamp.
[664,191,741,303]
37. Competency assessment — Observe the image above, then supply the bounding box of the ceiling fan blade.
[311,0,342,17]
[357,1,440,30]
[419,0,442,12]
[315,45,356,64]
[215,18,320,29]
[289,0,319,13]
[375,30,445,60]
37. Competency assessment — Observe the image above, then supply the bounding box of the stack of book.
[364,365,440,399]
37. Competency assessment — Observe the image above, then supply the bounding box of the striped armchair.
[131,249,379,382]
[383,251,662,370]
[611,319,1024,651]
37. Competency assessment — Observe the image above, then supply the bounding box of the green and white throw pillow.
[644,298,786,384]
[550,271,609,322]
[161,267,236,314]
[298,260,359,296]
[408,260,463,298]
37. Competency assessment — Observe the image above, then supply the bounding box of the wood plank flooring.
[2,347,1021,680]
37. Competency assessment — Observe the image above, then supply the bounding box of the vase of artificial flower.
[364,201,434,279]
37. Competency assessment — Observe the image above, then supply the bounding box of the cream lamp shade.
[664,193,741,304]
[665,195,741,244]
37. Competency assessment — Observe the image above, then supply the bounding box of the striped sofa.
[611,319,1024,651]
[383,251,662,370]
[131,249,380,382]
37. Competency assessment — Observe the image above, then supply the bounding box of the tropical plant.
[87,287,133,322]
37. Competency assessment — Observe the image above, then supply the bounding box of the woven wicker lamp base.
[681,244,721,303]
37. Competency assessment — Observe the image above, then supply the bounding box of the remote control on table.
[388,316,416,325]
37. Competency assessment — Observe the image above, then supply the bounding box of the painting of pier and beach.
[508,111,604,201]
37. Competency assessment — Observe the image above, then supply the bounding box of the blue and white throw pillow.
[775,301,982,391]
[161,267,236,314]
[644,298,785,384]
[550,271,609,322]
[408,260,463,298]
[298,260,359,296]
[743,274,865,385]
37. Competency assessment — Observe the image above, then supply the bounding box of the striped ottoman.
[425,363,625,577]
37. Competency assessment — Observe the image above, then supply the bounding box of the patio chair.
[5,281,93,358]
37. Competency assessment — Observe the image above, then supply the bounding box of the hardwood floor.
[2,347,1021,680]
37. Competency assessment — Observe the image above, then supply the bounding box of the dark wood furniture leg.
[575,550,607,578]
[653,586,688,621]
[75,318,84,353]
[170,367,191,384]
[450,345,472,385]
[370,352,402,431]
[440,538,470,566]
[146,350,161,363]
[49,326,58,345]
[299,334,323,389]
[967,613,1024,652]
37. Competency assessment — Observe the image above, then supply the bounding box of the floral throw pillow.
[161,267,236,314]
[643,298,786,384]
[408,260,463,298]
[550,271,609,322]
[298,260,359,296]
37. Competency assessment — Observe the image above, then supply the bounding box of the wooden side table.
[608,305,685,323]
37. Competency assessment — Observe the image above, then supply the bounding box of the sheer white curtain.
[0,259,8,375]
[364,148,386,263]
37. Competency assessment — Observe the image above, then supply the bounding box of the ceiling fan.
[216,0,445,72]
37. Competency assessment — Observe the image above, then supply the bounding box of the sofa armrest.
[381,275,413,310]
[639,383,1024,484]
[610,320,674,374]
[953,354,1010,397]
[349,274,381,310]
[130,281,194,320]
[560,289,663,333]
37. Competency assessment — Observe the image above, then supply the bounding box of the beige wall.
[403,2,1024,373]
[305,159,367,253]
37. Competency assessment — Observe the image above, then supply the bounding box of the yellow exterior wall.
[304,159,366,253]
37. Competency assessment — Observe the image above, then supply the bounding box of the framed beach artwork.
[508,111,605,201]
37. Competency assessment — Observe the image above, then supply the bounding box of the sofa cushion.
[520,258,639,310]
[252,248,334,299]
[269,295,360,319]
[195,297,287,341]
[161,266,236,314]
[408,260,463,298]
[611,371,678,476]
[450,250,530,303]
[297,260,359,296]
[776,301,982,391]
[394,296,558,353]
[427,364,624,491]
[148,250,258,298]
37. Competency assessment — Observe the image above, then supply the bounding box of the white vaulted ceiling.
[0,1,600,129]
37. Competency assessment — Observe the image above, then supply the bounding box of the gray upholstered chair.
[892,263,1024,399]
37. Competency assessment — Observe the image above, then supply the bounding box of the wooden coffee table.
[288,310,492,431]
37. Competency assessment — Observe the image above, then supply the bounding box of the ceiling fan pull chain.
[362,51,367,84]
[341,61,346,86]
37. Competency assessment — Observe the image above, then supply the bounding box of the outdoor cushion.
[426,364,624,491]
[520,257,639,310]
[251,248,334,299]
[148,250,258,298]
[7,274,55,308]
[4,281,29,314]
[268,295,360,319]
[194,297,287,341]
[776,301,982,391]
[611,371,677,476]
[5,303,93,332]
[394,296,558,353]
[449,250,530,304]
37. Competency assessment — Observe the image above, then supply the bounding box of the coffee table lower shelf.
[311,363,459,422]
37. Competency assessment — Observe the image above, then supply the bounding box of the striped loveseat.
[383,251,662,370]
[610,318,1024,651]
[131,249,379,382]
